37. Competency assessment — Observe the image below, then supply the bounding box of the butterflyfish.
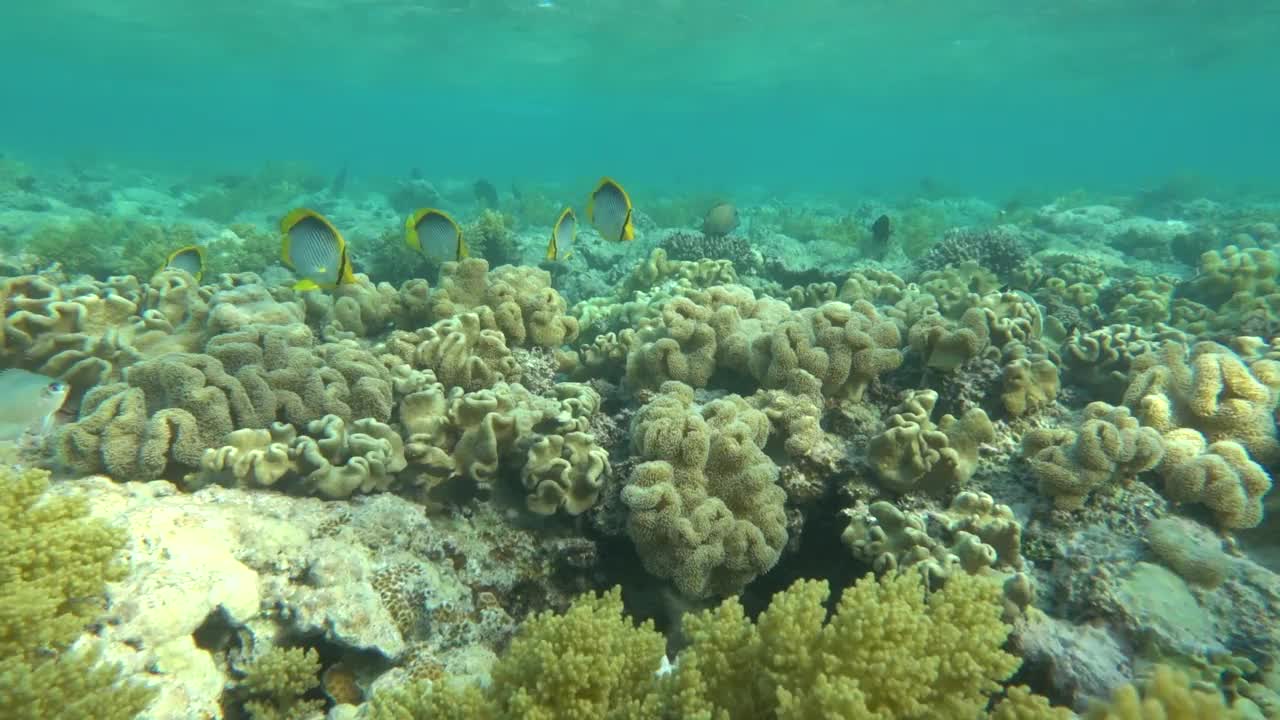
[0,369,69,443]
[162,245,206,281]
[587,177,635,241]
[405,208,468,261]
[280,208,356,291]
[545,207,576,261]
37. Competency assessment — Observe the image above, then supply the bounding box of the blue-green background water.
[3,0,1278,198]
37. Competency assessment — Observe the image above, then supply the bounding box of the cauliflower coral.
[364,569,1031,719]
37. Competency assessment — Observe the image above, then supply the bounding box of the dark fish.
[871,214,892,243]
[215,174,248,190]
[474,179,499,209]
[511,181,523,202]
[331,162,349,195]
[410,167,423,181]
[999,284,1012,293]
[702,202,739,237]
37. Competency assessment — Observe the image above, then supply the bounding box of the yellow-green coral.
[365,571,1026,720]
[490,587,667,719]
[238,646,323,720]
[990,685,1075,719]
[0,465,155,719]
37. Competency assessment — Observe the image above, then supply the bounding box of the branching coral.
[915,225,1030,278]
[364,570,1028,720]
[236,646,323,720]
[0,465,156,719]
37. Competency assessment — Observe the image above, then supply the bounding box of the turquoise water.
[3,0,1278,197]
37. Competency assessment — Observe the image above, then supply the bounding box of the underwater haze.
[10,3,1280,719]
[3,0,1279,196]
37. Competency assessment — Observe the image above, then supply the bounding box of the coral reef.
[6,161,1280,720]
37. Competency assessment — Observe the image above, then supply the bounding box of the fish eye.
[47,381,66,393]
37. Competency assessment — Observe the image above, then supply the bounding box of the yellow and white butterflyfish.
[405,208,468,261]
[162,244,206,281]
[280,208,356,291]
[586,176,635,242]
[546,207,576,261]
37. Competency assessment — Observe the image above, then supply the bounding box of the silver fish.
[0,369,69,442]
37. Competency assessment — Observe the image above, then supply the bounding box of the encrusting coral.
[395,379,610,514]
[1124,340,1280,463]
[867,389,995,494]
[1023,402,1164,510]
[621,381,788,598]
[426,258,579,348]
[622,284,903,405]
